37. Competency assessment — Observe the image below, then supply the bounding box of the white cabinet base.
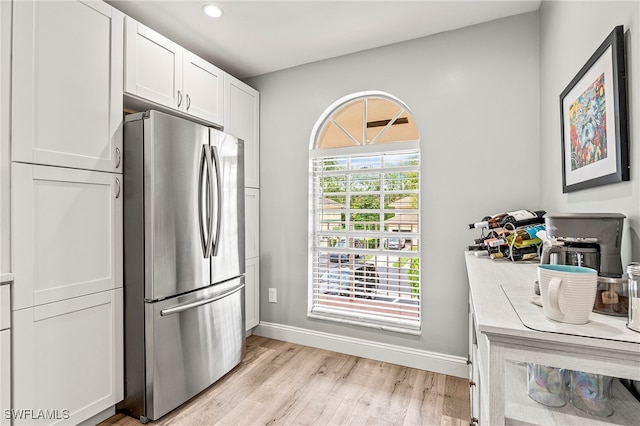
[245,257,260,330]
[0,329,9,426]
[12,289,123,426]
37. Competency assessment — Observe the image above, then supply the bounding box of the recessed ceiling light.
[202,4,223,18]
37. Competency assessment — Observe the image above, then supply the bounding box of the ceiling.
[106,0,542,79]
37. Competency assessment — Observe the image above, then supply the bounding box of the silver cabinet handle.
[115,147,121,169]
[160,284,244,316]
[177,90,183,108]
[186,94,191,111]
[115,178,121,199]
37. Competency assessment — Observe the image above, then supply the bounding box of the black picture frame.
[559,25,629,193]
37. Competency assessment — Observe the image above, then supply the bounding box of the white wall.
[247,12,540,359]
[539,0,640,266]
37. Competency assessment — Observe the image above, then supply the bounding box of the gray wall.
[247,12,540,358]
[539,0,640,266]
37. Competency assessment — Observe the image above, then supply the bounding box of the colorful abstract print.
[568,73,607,171]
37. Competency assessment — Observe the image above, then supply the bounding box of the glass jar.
[569,371,613,417]
[627,262,640,332]
[593,276,628,316]
[527,363,566,407]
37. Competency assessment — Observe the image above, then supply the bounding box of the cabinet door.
[12,0,123,172]
[245,257,260,330]
[12,163,123,310]
[224,74,260,188]
[0,329,9,426]
[13,289,123,426]
[1,0,11,274]
[124,17,183,110]
[245,188,260,260]
[183,50,224,125]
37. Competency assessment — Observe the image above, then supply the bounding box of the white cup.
[538,264,598,324]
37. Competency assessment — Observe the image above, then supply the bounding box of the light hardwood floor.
[101,335,470,426]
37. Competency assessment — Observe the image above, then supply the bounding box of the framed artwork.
[559,25,629,193]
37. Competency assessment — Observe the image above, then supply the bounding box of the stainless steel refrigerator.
[118,110,245,423]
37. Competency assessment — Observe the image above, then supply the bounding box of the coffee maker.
[541,213,625,277]
[541,212,628,316]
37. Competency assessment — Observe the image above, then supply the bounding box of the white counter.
[465,252,639,354]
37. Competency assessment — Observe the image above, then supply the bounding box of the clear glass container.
[628,263,640,332]
[526,363,566,407]
[593,276,628,316]
[569,371,614,417]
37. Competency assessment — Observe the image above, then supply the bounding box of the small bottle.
[468,212,508,229]
[467,244,486,251]
[503,245,539,261]
[500,210,546,228]
[505,224,545,245]
[487,238,506,248]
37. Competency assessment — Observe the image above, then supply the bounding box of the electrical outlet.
[268,288,277,303]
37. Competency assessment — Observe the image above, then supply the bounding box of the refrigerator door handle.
[210,145,223,257]
[159,283,245,316]
[198,145,215,258]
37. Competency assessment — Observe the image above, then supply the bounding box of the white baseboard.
[253,321,468,378]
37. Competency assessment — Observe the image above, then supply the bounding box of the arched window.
[308,91,421,334]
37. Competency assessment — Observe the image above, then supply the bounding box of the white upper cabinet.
[12,163,123,311]
[124,18,182,111]
[12,0,124,173]
[183,50,224,125]
[125,17,224,125]
[224,74,260,188]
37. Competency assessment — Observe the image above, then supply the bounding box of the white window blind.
[310,150,420,332]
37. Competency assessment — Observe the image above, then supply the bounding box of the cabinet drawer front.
[125,17,182,109]
[12,0,123,172]
[12,289,123,426]
[12,164,123,310]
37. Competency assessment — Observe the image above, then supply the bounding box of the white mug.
[538,264,598,324]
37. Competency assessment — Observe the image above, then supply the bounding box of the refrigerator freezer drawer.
[145,277,245,421]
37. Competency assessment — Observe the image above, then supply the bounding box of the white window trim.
[307,91,421,335]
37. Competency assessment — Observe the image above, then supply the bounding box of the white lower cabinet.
[12,289,123,426]
[245,188,259,260]
[0,329,9,426]
[244,188,260,330]
[245,257,260,330]
[11,163,123,310]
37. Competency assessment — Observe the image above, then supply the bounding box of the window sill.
[308,310,421,336]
